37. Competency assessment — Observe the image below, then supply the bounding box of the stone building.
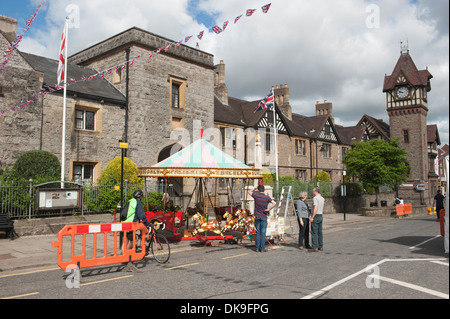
[68,27,215,169]
[213,61,369,186]
[1,18,214,186]
[1,15,126,183]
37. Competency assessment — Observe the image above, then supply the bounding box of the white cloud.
[17,0,449,146]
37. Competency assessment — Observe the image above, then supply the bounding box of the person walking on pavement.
[433,189,445,221]
[248,185,277,252]
[309,187,324,252]
[296,192,311,250]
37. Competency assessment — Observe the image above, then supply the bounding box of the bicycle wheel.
[150,233,170,264]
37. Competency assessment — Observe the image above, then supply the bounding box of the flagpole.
[61,17,69,189]
[272,87,279,198]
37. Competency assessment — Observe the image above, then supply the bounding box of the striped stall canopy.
[138,139,262,179]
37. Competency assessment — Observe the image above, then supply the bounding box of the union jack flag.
[246,9,256,16]
[254,92,274,113]
[234,15,243,23]
[164,43,172,52]
[223,20,229,31]
[212,25,222,34]
[197,31,204,40]
[262,3,272,13]
[185,35,193,43]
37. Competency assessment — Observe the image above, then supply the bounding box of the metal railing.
[0,179,153,219]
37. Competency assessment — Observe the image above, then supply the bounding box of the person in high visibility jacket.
[123,190,151,250]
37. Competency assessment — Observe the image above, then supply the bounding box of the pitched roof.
[215,96,343,143]
[427,124,441,145]
[20,52,126,106]
[334,125,368,145]
[383,52,433,92]
[357,114,390,140]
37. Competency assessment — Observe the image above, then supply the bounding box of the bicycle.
[136,220,171,264]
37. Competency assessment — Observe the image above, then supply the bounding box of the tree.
[13,150,61,180]
[316,171,331,182]
[98,157,141,184]
[343,138,410,203]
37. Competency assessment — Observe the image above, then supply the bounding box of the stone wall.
[0,33,44,167]
[39,93,125,179]
[69,28,215,168]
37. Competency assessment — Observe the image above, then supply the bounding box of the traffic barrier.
[396,204,412,217]
[404,204,412,215]
[51,222,148,271]
[439,210,445,236]
[396,204,404,216]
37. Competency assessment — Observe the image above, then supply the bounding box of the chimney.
[0,15,17,43]
[214,60,229,105]
[273,84,292,120]
[316,100,334,124]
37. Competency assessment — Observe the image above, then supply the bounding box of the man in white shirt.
[309,187,324,252]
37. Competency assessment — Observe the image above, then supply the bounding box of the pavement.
[0,213,393,273]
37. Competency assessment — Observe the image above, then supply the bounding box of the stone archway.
[157,144,183,199]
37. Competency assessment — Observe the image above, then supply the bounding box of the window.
[265,132,273,152]
[342,147,349,157]
[403,130,409,144]
[321,143,331,158]
[220,127,237,149]
[295,170,306,183]
[0,85,4,98]
[172,83,180,109]
[75,109,95,131]
[169,77,187,109]
[73,163,95,184]
[295,139,306,156]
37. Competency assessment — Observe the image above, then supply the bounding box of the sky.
[2,0,449,146]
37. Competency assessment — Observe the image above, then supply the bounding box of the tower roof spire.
[400,39,409,55]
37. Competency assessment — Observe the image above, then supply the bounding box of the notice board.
[36,188,82,210]
[266,217,285,237]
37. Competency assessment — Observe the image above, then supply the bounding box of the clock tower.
[383,48,433,204]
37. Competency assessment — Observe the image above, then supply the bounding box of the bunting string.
[1,3,272,116]
[0,0,45,75]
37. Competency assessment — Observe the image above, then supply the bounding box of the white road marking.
[378,276,449,299]
[302,258,448,299]
[409,235,441,250]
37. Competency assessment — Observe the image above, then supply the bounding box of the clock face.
[397,86,409,99]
